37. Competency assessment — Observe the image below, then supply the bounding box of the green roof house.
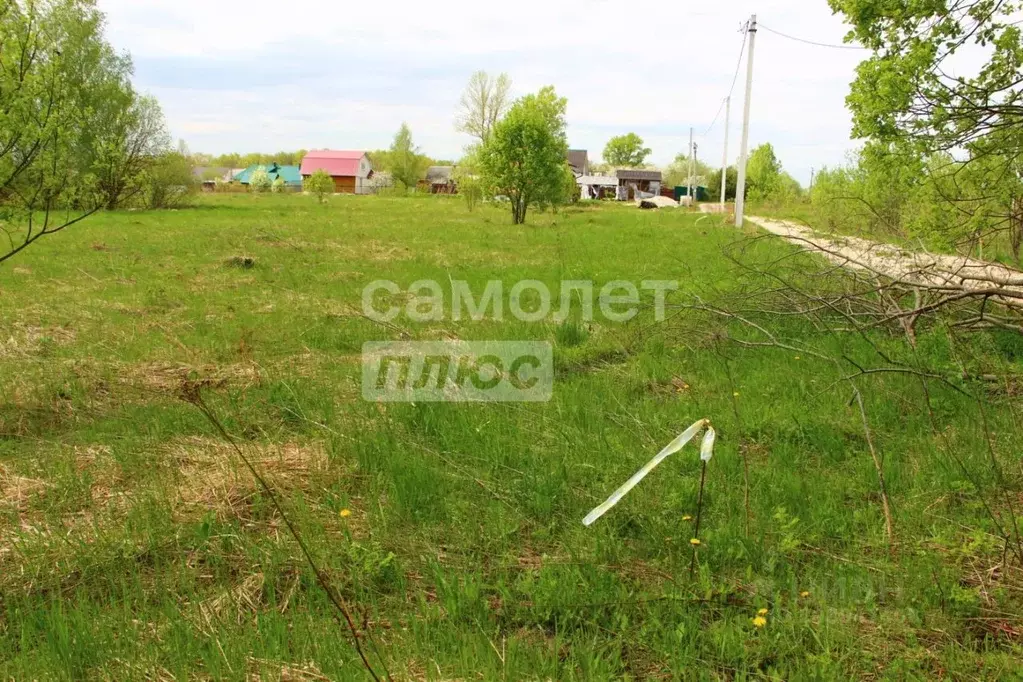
[234,163,303,187]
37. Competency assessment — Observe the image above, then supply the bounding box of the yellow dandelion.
[752,616,767,628]
[339,508,352,518]
[794,356,801,360]
[733,392,740,397]
[800,591,810,598]
[682,515,693,521]
[690,538,701,546]
[757,608,769,616]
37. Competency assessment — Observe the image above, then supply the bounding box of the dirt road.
[747,216,1023,298]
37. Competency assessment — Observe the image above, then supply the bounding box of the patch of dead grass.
[170,437,328,522]
[0,462,51,516]
[0,323,76,359]
[245,658,330,682]
[120,361,263,395]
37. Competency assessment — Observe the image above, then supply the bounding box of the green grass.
[2,194,1022,680]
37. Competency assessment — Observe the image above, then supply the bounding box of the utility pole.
[693,142,699,202]
[734,14,757,228]
[688,127,694,207]
[810,167,815,192]
[720,95,730,212]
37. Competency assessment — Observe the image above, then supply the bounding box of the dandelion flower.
[690,538,701,546]
[752,616,767,628]
[800,591,810,598]
[339,509,352,518]
[733,392,740,398]
[757,608,769,616]
[794,356,801,360]
[682,515,693,521]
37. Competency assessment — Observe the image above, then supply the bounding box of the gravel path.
[747,216,1023,298]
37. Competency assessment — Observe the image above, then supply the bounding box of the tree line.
[793,0,1023,263]
[0,0,190,262]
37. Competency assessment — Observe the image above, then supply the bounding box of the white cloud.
[97,0,870,183]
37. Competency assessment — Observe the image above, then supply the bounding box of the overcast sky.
[96,0,870,184]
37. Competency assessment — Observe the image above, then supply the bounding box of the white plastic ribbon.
[583,419,713,526]
[700,427,716,462]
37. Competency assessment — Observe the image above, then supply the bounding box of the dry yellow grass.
[171,437,329,522]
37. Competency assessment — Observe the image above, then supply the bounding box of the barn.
[300,150,373,194]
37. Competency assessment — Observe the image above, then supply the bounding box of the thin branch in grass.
[179,385,391,682]
[717,349,751,538]
[850,385,895,545]
[690,459,709,578]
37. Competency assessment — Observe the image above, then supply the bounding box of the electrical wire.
[700,98,727,139]
[700,26,749,138]
[758,23,868,50]
[727,24,750,95]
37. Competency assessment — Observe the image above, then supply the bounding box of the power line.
[758,23,868,50]
[700,27,749,139]
[727,25,750,95]
[701,98,727,138]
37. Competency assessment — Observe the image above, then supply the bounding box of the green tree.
[249,167,272,193]
[453,147,483,211]
[480,86,570,224]
[831,0,1023,253]
[143,152,195,209]
[832,0,1022,156]
[304,169,334,203]
[0,0,161,262]
[706,166,739,201]
[663,153,713,189]
[603,133,651,167]
[211,153,241,169]
[92,94,171,209]
[745,143,783,201]
[456,71,512,143]
[390,122,425,191]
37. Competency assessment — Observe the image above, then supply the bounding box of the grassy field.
[2,194,1022,680]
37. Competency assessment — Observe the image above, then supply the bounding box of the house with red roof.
[299,150,373,194]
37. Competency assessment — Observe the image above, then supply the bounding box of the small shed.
[423,166,456,194]
[192,166,231,192]
[577,174,618,200]
[614,169,662,200]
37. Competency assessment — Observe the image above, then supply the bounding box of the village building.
[191,167,234,192]
[567,149,589,177]
[576,175,618,200]
[421,166,457,194]
[232,163,302,189]
[614,169,662,200]
[300,150,373,194]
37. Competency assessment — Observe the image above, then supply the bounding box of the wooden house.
[299,150,373,194]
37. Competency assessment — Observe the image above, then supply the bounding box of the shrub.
[249,167,272,193]
[455,173,483,211]
[304,169,334,203]
[143,152,196,209]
